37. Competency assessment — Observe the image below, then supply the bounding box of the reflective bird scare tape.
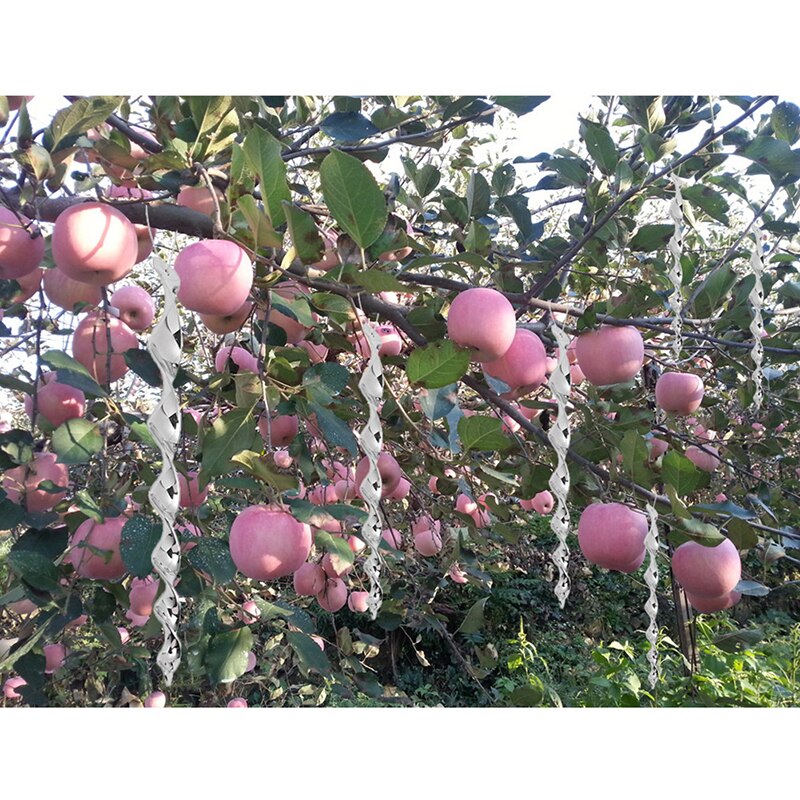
[147,254,183,685]
[644,503,660,688]
[356,322,386,619]
[748,235,765,411]
[547,319,572,608]
[668,175,686,362]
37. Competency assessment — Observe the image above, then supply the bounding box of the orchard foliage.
[0,94,799,707]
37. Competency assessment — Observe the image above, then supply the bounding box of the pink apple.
[43,643,67,674]
[258,414,298,448]
[144,691,166,708]
[68,516,127,581]
[347,591,370,613]
[110,285,155,331]
[72,311,139,384]
[0,206,45,280]
[293,562,327,596]
[575,325,644,386]
[578,502,647,573]
[199,300,254,335]
[482,329,548,398]
[177,185,225,216]
[227,697,248,708]
[175,239,253,316]
[229,505,312,580]
[52,202,138,285]
[2,452,69,513]
[42,266,102,311]
[655,372,705,416]
[178,471,208,510]
[672,538,741,598]
[316,577,348,612]
[447,287,516,362]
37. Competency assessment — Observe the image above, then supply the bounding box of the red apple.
[316,577,348,612]
[293,562,327,596]
[258,414,298,448]
[355,452,402,498]
[482,328,547,398]
[24,373,86,428]
[177,185,224,216]
[199,300,253,335]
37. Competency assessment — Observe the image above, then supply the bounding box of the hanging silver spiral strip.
[146,254,183,686]
[644,502,660,688]
[748,236,765,411]
[667,175,686,362]
[356,322,385,619]
[547,319,572,608]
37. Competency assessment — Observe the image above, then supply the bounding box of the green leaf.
[466,171,491,219]
[678,518,725,546]
[8,550,60,591]
[46,96,124,152]
[665,484,692,520]
[314,530,355,571]
[286,630,332,676]
[725,518,758,550]
[661,451,700,496]
[53,369,106,399]
[188,96,234,141]
[17,143,54,181]
[615,161,634,193]
[230,450,299,491]
[236,194,283,249]
[320,149,388,248]
[205,627,253,684]
[772,101,800,145]
[283,203,324,264]
[741,135,800,178]
[201,407,259,479]
[120,515,162,579]
[629,224,674,251]
[309,403,357,456]
[348,269,410,293]
[41,350,94,380]
[456,597,488,634]
[682,185,730,225]
[303,363,350,405]
[492,163,516,196]
[494,96,548,116]
[52,418,103,465]
[619,430,654,486]
[458,416,512,452]
[242,125,291,227]
[186,537,236,584]
[580,118,617,175]
[692,265,737,318]
[406,340,470,389]
[507,684,544,707]
[320,111,380,142]
[413,164,440,196]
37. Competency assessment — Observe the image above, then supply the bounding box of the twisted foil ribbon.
[644,502,660,688]
[667,175,686,361]
[146,254,183,685]
[355,322,385,619]
[748,236,765,411]
[547,319,572,608]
